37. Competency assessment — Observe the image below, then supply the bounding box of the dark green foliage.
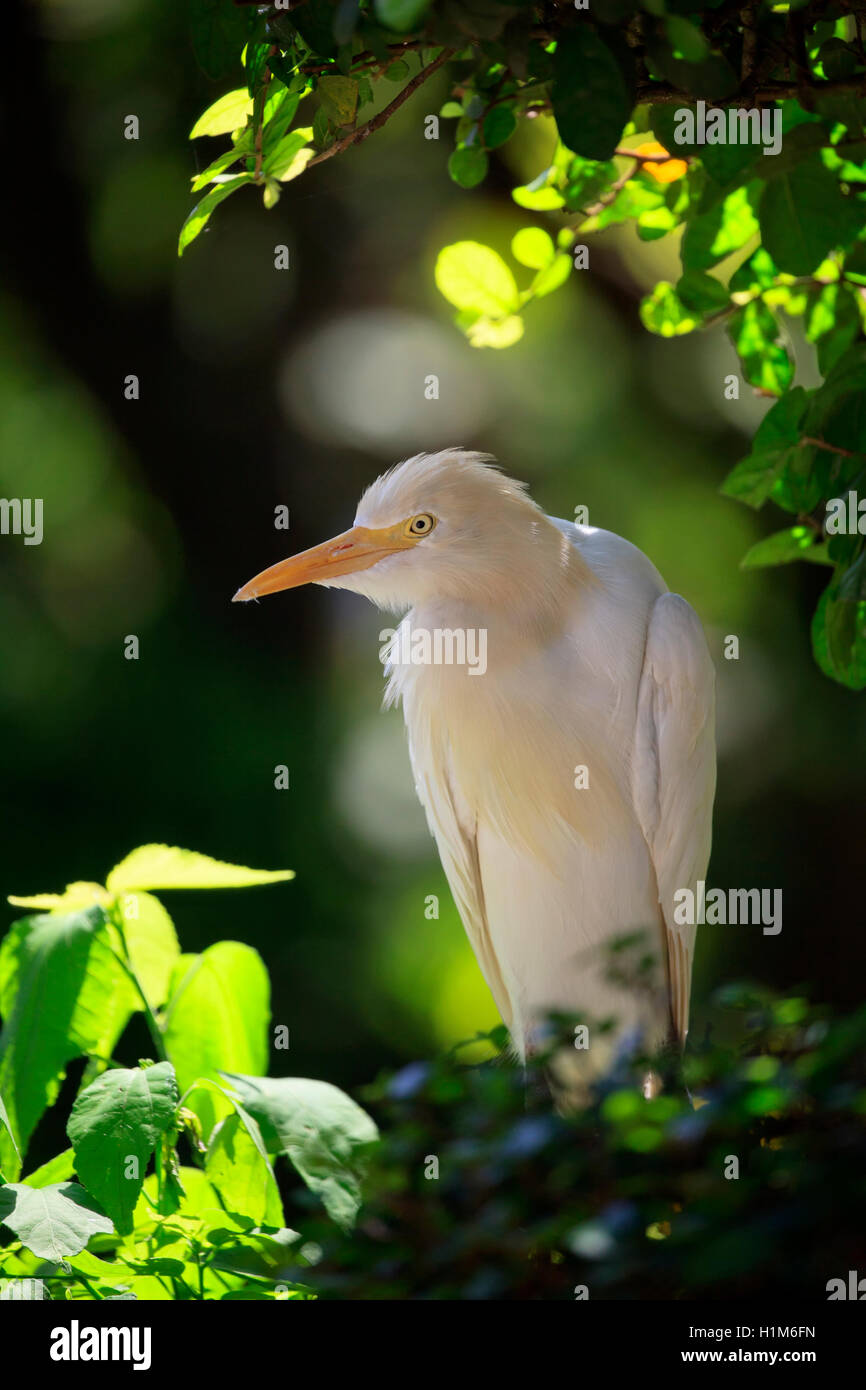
[311,990,866,1300]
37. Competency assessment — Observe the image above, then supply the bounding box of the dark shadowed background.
[3,0,864,1172]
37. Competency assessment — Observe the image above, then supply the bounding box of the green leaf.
[563,157,617,212]
[676,269,730,315]
[806,284,862,376]
[594,180,665,229]
[373,0,431,34]
[720,387,809,508]
[512,180,565,211]
[384,59,410,82]
[106,844,294,894]
[740,526,825,569]
[0,1090,19,1161]
[805,343,866,446]
[190,0,252,82]
[483,105,517,149]
[287,0,338,58]
[178,176,253,256]
[219,1073,378,1231]
[640,282,699,337]
[190,89,253,139]
[820,38,861,82]
[727,300,793,395]
[511,227,555,270]
[0,1182,113,1260]
[681,183,760,270]
[0,908,134,1178]
[435,241,519,317]
[113,892,180,1010]
[465,315,525,348]
[206,1111,284,1227]
[812,559,866,690]
[760,159,863,276]
[207,1226,303,1286]
[265,128,315,182]
[191,146,251,194]
[552,27,632,162]
[448,146,488,189]
[318,75,359,126]
[67,1063,179,1235]
[163,943,270,1139]
[529,254,572,299]
[261,90,303,157]
[665,15,709,63]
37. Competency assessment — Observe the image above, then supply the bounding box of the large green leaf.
[727,301,793,395]
[219,1073,378,1231]
[552,28,632,161]
[206,1110,284,1227]
[721,388,810,509]
[760,159,863,276]
[190,0,253,82]
[435,241,519,317]
[681,183,760,270]
[112,892,180,1009]
[0,908,134,1178]
[189,89,253,140]
[106,845,294,894]
[163,943,269,1138]
[67,1063,179,1235]
[740,526,830,569]
[812,559,866,690]
[0,1182,113,1260]
[0,1089,18,1164]
[178,176,253,256]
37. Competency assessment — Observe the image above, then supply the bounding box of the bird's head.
[233,448,583,616]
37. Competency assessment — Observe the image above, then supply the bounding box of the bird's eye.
[405,513,436,538]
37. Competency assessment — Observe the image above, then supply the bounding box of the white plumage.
[234,449,716,1072]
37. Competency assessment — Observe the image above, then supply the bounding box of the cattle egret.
[234,450,716,1079]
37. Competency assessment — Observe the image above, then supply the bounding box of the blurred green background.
[3,1,864,1162]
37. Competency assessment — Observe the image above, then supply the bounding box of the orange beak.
[232,522,414,602]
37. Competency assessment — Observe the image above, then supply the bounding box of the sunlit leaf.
[219,1072,378,1231]
[106,845,294,893]
[177,176,253,256]
[163,942,270,1138]
[190,89,254,139]
[67,1063,179,1235]
[435,241,519,317]
[0,1182,113,1261]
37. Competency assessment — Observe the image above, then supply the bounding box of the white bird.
[234,450,716,1081]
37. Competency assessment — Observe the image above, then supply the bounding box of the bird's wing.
[408,731,514,1031]
[633,593,716,1043]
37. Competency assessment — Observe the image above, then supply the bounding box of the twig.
[740,3,758,85]
[574,159,639,223]
[802,436,864,460]
[306,47,455,170]
[253,46,278,182]
[614,146,684,162]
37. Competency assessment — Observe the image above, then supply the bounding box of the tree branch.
[306,48,455,170]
